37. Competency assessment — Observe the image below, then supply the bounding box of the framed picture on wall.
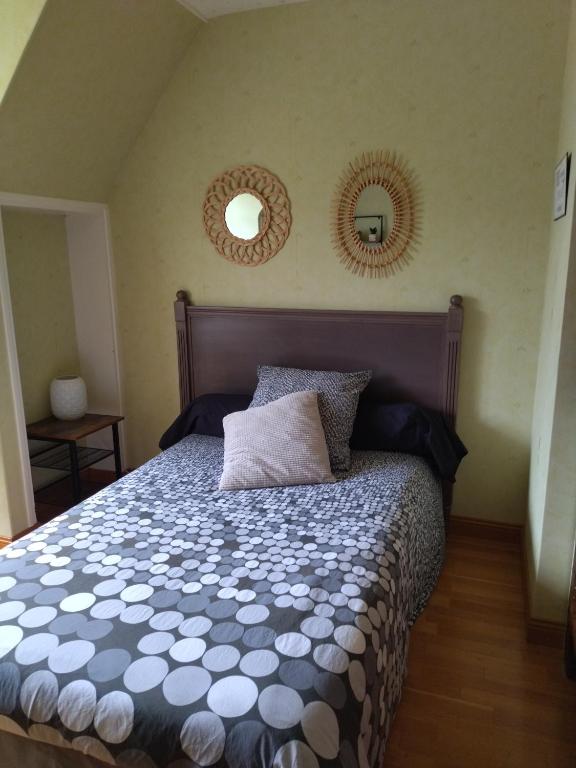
[554,152,571,221]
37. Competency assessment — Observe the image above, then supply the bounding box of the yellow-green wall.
[109,0,568,527]
[0,296,27,536]
[0,0,46,105]
[0,0,199,538]
[0,0,199,201]
[527,0,576,623]
[4,210,80,424]
[0,0,47,534]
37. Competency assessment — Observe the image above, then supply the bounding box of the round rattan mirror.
[203,165,291,267]
[332,150,420,278]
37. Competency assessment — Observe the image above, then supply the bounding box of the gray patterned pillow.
[250,365,371,470]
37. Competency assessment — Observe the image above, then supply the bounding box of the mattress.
[0,434,444,768]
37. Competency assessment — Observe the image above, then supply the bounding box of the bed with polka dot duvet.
[0,433,445,768]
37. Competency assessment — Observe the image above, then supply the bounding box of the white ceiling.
[177,0,311,21]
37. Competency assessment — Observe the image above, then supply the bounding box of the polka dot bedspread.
[0,434,444,768]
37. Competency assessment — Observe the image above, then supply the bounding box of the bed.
[0,292,463,768]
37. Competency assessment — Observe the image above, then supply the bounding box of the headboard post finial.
[174,290,192,409]
[450,294,463,308]
[448,295,463,332]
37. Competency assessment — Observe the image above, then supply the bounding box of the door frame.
[0,191,123,533]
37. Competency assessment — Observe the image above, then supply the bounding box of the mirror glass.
[225,192,264,240]
[354,184,394,245]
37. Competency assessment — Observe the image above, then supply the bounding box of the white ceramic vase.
[50,376,87,420]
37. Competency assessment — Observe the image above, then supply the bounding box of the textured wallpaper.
[527,0,576,622]
[0,301,27,537]
[109,0,569,529]
[0,0,199,201]
[0,0,45,105]
[3,211,80,424]
[0,0,200,537]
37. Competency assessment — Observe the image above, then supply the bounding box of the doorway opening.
[0,192,124,534]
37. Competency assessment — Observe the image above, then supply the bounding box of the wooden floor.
[385,533,576,767]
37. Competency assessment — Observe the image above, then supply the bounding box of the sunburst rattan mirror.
[203,165,292,267]
[332,150,420,278]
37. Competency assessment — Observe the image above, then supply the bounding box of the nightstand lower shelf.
[30,444,113,473]
[28,442,114,494]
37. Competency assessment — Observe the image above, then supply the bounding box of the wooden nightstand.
[26,414,124,504]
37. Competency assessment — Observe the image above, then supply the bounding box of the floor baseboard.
[12,523,40,542]
[526,618,566,649]
[83,467,132,482]
[520,529,567,650]
[82,467,118,482]
[0,523,40,546]
[450,514,523,545]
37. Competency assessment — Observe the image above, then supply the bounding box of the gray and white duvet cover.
[0,435,444,768]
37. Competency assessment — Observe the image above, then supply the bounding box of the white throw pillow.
[219,390,335,490]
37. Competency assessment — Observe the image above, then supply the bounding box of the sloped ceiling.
[0,0,200,202]
[178,0,311,20]
[0,0,46,105]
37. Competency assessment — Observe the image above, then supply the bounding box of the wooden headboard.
[173,290,464,515]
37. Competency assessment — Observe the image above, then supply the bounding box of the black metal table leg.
[112,423,122,480]
[69,442,81,503]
